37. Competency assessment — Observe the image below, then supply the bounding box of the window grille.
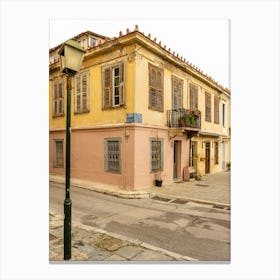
[105,139,121,173]
[54,140,64,168]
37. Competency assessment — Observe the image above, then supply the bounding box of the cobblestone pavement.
[148,171,230,205]
[49,213,192,262]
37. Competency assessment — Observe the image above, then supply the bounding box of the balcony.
[167,108,201,129]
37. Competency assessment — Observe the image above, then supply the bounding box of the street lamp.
[58,40,86,260]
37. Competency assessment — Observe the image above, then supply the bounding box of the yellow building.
[49,26,231,190]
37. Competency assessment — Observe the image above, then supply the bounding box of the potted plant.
[185,114,196,126]
[178,116,185,127]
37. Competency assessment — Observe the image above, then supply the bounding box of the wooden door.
[205,142,210,174]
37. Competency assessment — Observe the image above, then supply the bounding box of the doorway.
[173,141,181,180]
[222,142,226,171]
[205,142,210,174]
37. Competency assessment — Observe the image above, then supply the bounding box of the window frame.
[54,139,64,168]
[52,79,64,117]
[148,63,164,112]
[150,138,164,172]
[102,62,124,109]
[74,71,90,114]
[104,138,122,174]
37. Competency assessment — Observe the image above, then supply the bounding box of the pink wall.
[49,125,190,190]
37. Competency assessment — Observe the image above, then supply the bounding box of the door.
[222,142,226,171]
[205,142,210,174]
[173,141,180,180]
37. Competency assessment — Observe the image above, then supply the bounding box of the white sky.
[50,19,230,89]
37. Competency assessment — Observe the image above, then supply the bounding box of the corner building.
[49,27,231,190]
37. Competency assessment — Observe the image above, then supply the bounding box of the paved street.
[50,180,230,261]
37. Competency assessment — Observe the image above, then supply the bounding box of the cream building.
[49,25,231,190]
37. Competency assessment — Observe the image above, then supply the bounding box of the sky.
[50,19,230,89]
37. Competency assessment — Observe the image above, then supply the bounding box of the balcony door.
[172,76,183,109]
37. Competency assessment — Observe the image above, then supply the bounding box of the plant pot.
[155,179,162,187]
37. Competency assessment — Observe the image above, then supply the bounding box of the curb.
[74,222,198,261]
[150,192,230,210]
[50,175,151,199]
[50,176,229,209]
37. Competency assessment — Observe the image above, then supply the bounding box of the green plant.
[185,114,196,125]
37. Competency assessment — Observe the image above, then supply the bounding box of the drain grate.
[151,196,171,202]
[49,233,57,241]
[171,199,188,204]
[195,184,209,187]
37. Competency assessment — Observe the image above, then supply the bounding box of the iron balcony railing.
[167,108,201,129]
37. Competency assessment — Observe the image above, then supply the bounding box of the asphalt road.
[49,182,230,261]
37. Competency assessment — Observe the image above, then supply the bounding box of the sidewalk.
[49,213,196,262]
[148,171,230,207]
[50,171,230,208]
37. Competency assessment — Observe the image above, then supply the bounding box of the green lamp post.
[58,39,86,260]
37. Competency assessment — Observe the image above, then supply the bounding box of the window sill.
[105,170,121,174]
[52,114,65,118]
[74,110,90,115]
[148,107,164,113]
[102,104,126,110]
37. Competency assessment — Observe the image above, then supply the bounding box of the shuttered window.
[74,71,89,113]
[150,138,164,171]
[102,63,124,109]
[189,84,198,111]
[105,138,121,173]
[205,92,211,122]
[54,140,64,168]
[149,64,164,112]
[52,80,64,116]
[172,76,183,109]
[214,96,220,124]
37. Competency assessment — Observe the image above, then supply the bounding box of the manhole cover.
[171,199,188,204]
[195,184,209,187]
[151,196,171,202]
[49,233,57,241]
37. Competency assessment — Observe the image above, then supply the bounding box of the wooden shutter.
[58,82,64,114]
[53,83,57,116]
[82,74,88,111]
[172,76,183,109]
[205,92,211,122]
[190,84,198,111]
[119,63,124,105]
[149,64,164,112]
[75,75,81,112]
[214,96,220,124]
[156,70,163,112]
[103,68,112,109]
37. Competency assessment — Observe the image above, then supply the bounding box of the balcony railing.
[167,108,201,129]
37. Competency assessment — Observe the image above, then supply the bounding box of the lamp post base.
[64,198,72,260]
